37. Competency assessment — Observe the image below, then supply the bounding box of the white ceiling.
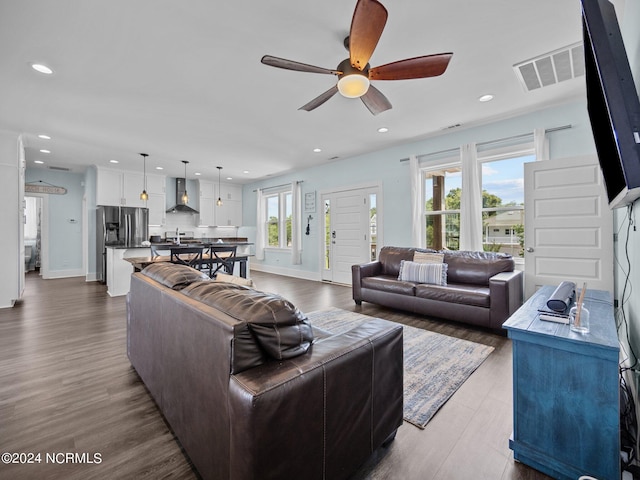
[0,0,591,183]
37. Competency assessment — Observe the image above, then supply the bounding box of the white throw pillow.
[398,260,448,285]
[215,272,255,288]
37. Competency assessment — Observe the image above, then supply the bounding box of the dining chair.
[150,245,171,259]
[204,245,237,277]
[170,246,204,270]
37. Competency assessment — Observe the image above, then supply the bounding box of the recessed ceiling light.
[38,134,51,140]
[39,149,50,154]
[34,160,44,164]
[478,94,494,102]
[156,166,163,170]
[226,177,233,181]
[377,127,389,133]
[31,63,53,75]
[194,172,201,176]
[243,170,249,174]
[313,148,322,153]
[109,159,119,164]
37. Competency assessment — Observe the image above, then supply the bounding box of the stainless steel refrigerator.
[96,205,149,283]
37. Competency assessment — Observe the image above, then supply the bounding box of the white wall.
[614,0,640,378]
[0,129,21,307]
[243,99,596,278]
[25,168,85,278]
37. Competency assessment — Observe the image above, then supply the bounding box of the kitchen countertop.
[106,240,253,249]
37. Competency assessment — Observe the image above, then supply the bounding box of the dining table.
[124,249,250,278]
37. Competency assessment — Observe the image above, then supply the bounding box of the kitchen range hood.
[166,178,199,214]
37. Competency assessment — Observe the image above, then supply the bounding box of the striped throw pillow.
[398,260,448,285]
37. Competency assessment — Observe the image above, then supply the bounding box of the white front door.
[524,155,613,298]
[322,187,378,285]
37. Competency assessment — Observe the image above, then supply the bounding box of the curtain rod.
[399,124,572,162]
[253,180,303,193]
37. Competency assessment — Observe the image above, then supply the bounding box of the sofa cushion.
[141,262,210,290]
[415,283,490,308]
[182,281,313,361]
[362,275,417,295]
[399,260,448,286]
[443,251,514,286]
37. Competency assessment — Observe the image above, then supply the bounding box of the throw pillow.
[398,260,448,285]
[215,272,255,288]
[413,251,445,264]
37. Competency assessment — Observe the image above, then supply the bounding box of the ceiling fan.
[261,0,453,115]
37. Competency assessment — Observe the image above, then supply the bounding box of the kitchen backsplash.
[149,211,241,239]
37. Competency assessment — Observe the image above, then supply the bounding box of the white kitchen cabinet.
[197,180,215,226]
[122,173,145,207]
[144,173,166,226]
[217,200,242,226]
[145,173,166,194]
[196,180,242,226]
[96,167,145,207]
[147,193,166,226]
[216,182,242,226]
[220,183,242,202]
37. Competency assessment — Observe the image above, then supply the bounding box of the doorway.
[321,184,381,285]
[24,194,48,277]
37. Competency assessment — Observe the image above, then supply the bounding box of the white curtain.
[255,189,265,260]
[534,128,549,161]
[460,143,483,251]
[409,155,423,247]
[291,181,302,264]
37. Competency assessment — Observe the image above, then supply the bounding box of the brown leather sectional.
[352,246,524,330]
[127,263,404,480]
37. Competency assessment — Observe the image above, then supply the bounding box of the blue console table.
[503,286,619,480]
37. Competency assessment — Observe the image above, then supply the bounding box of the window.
[420,146,534,258]
[480,155,531,257]
[423,164,462,250]
[265,190,292,248]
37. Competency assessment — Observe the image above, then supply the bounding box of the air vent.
[514,42,584,92]
[48,165,71,171]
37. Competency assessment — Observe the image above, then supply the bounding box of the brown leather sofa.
[352,246,523,330]
[127,263,404,480]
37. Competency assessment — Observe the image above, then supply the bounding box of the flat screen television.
[582,0,640,209]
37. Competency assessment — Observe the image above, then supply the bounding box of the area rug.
[306,308,494,429]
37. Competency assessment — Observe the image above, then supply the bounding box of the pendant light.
[216,166,223,206]
[181,160,189,204]
[139,153,149,200]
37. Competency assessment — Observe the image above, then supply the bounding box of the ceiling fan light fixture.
[337,74,370,98]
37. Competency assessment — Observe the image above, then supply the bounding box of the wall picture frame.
[304,191,316,213]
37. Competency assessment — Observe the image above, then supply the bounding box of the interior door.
[524,155,613,298]
[322,187,375,285]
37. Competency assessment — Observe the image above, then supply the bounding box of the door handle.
[332,231,336,238]
[526,247,534,253]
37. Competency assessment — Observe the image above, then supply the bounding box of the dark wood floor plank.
[0,271,551,479]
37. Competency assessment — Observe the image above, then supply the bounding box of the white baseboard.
[43,269,85,279]
[250,263,322,282]
[85,272,99,282]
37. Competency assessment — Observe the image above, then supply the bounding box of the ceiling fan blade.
[369,53,453,80]
[261,55,340,75]
[299,85,339,112]
[360,85,392,115]
[349,0,388,71]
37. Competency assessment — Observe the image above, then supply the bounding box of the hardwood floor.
[0,271,551,480]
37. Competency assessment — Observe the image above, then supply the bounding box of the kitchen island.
[105,240,253,297]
